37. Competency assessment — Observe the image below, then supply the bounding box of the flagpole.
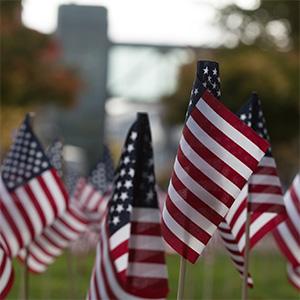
[242,205,251,300]
[177,256,187,300]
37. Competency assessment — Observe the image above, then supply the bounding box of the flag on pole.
[273,174,300,290]
[17,203,88,273]
[0,115,68,257]
[224,94,286,253]
[161,60,270,263]
[88,113,169,299]
[0,245,14,299]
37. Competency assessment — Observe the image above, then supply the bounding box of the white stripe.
[61,208,87,232]
[26,256,46,273]
[180,135,240,197]
[168,182,217,235]
[187,116,252,179]
[15,186,43,238]
[284,192,300,229]
[231,209,247,240]
[162,205,205,254]
[197,97,265,161]
[85,191,101,210]
[0,250,12,292]
[259,156,276,167]
[28,243,55,264]
[277,222,300,264]
[250,174,281,186]
[127,262,168,278]
[225,185,247,224]
[29,178,54,226]
[43,227,68,249]
[292,175,300,201]
[129,235,165,251]
[109,224,130,251]
[79,185,93,205]
[42,171,66,214]
[53,220,78,241]
[0,215,19,257]
[287,264,300,288]
[249,193,284,205]
[114,253,128,273]
[131,208,160,223]
[174,158,228,217]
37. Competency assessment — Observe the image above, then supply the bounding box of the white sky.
[22,0,260,46]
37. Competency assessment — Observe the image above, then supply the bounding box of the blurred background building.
[1,0,299,185]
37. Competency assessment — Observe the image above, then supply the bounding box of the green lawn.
[7,250,299,299]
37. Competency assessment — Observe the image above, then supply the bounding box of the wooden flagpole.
[177,256,187,300]
[242,205,251,300]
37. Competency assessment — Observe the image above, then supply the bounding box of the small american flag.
[88,113,169,299]
[224,94,287,253]
[0,245,14,299]
[161,60,269,263]
[0,115,68,257]
[273,173,300,290]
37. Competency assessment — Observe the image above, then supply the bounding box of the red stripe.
[172,173,223,225]
[161,219,199,263]
[201,90,269,153]
[0,256,14,299]
[254,166,278,176]
[50,168,69,209]
[23,184,46,228]
[228,198,247,229]
[177,146,234,207]
[273,228,299,267]
[50,224,71,241]
[82,189,96,210]
[248,184,283,195]
[0,234,12,257]
[285,219,300,246]
[249,203,286,214]
[183,125,245,189]
[131,222,162,236]
[290,187,300,215]
[165,196,211,245]
[110,240,128,261]
[191,106,259,172]
[42,230,64,249]
[93,269,101,300]
[128,249,166,264]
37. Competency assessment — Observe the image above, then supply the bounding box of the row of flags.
[0,60,299,299]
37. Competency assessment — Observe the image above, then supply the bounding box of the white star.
[203,82,207,88]
[120,192,128,201]
[194,88,199,95]
[120,169,126,177]
[126,204,132,212]
[113,194,118,201]
[127,144,134,153]
[116,204,124,213]
[124,180,133,189]
[258,122,263,128]
[213,68,217,75]
[217,90,221,97]
[112,216,120,225]
[128,168,135,177]
[240,114,247,120]
[130,131,138,140]
[212,82,216,89]
[110,206,115,212]
[148,174,154,183]
[146,190,154,201]
[117,181,122,189]
[203,66,208,74]
[208,75,212,82]
[124,156,130,165]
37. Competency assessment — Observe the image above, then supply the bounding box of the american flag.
[0,245,14,299]
[46,139,64,178]
[161,60,270,263]
[224,93,286,252]
[0,115,68,258]
[17,203,88,273]
[273,174,300,290]
[88,113,169,299]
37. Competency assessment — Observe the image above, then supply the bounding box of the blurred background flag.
[88,113,169,299]
[224,93,287,253]
[273,173,300,290]
[0,114,68,257]
[46,139,64,178]
[17,203,88,273]
[0,245,14,299]
[161,60,270,263]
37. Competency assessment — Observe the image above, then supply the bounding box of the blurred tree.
[162,0,299,182]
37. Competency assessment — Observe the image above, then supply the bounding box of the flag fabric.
[46,139,64,178]
[273,174,300,290]
[161,60,270,263]
[0,115,68,257]
[17,203,88,273]
[88,113,169,300]
[223,94,286,253]
[0,245,14,299]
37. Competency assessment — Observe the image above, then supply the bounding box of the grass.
[7,250,299,299]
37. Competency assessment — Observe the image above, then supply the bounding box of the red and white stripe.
[218,221,253,287]
[248,156,285,214]
[0,169,68,257]
[73,178,111,224]
[88,207,168,300]
[161,90,269,263]
[17,203,88,273]
[0,246,14,299]
[287,264,300,291]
